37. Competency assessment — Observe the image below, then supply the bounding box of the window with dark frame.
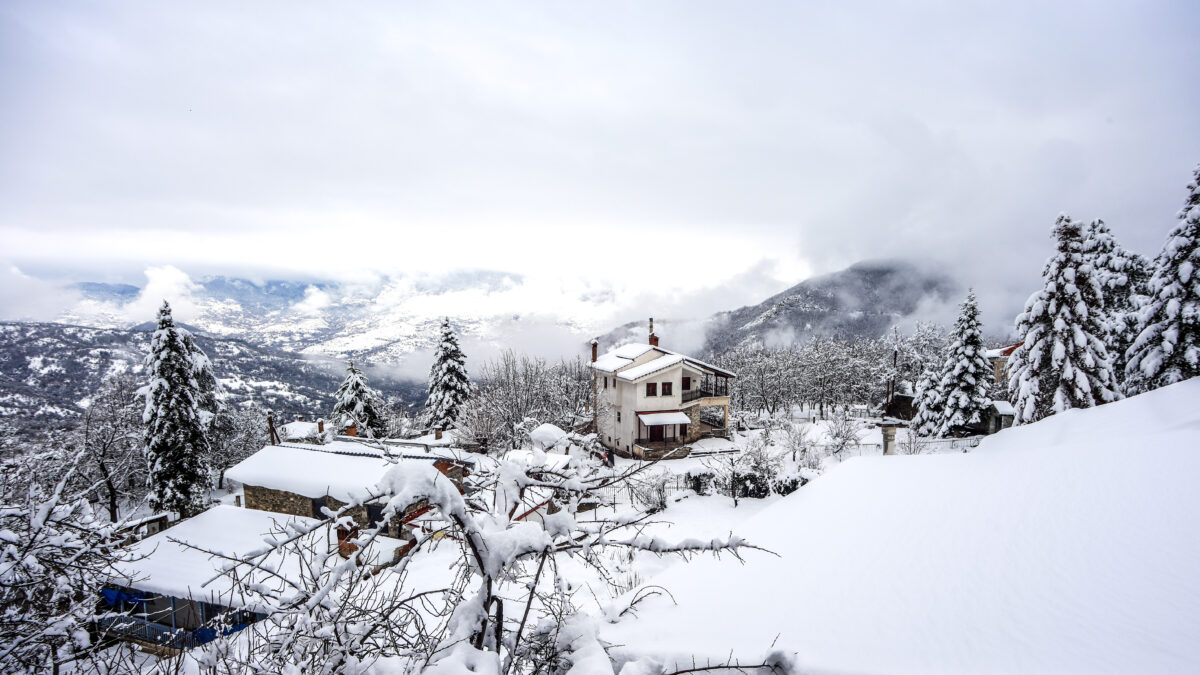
[682,376,691,390]
[604,376,608,389]
[646,382,657,396]
[617,412,621,422]
[662,381,673,396]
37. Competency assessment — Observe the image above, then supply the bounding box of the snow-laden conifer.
[1084,219,1151,387]
[1008,215,1121,424]
[330,361,387,438]
[424,318,471,431]
[1125,166,1200,393]
[142,301,210,518]
[910,366,945,437]
[183,330,221,424]
[932,289,993,435]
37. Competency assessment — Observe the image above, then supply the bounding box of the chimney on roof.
[317,419,325,433]
[648,317,659,347]
[297,415,305,422]
[345,423,358,437]
[591,339,598,362]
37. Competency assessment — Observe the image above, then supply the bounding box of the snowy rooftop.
[984,342,1023,359]
[604,379,1200,673]
[226,444,398,503]
[280,420,322,440]
[990,399,1016,415]
[109,505,406,606]
[616,354,686,381]
[637,411,690,425]
[592,341,736,380]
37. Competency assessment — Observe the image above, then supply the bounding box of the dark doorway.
[649,425,664,442]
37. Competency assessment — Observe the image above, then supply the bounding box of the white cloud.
[120,265,203,323]
[0,265,79,321]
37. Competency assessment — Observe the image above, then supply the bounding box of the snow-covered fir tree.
[910,366,945,437]
[142,301,210,518]
[1084,218,1151,387]
[183,330,221,425]
[931,289,993,436]
[1008,215,1121,424]
[330,361,388,438]
[1125,166,1200,394]
[424,318,471,431]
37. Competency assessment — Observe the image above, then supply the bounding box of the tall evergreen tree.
[1083,219,1151,388]
[932,289,993,436]
[142,301,210,517]
[1125,165,1200,393]
[1008,215,1121,424]
[330,361,387,438]
[183,331,221,423]
[425,318,471,431]
[910,366,945,437]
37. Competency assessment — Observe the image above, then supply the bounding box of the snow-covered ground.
[600,378,1200,674]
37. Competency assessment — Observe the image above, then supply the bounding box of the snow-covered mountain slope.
[0,322,419,440]
[701,259,958,351]
[603,379,1200,674]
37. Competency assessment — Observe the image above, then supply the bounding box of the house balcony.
[681,374,731,403]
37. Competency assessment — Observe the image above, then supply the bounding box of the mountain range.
[0,259,958,439]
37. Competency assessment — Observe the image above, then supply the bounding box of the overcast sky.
[1,1,1198,328]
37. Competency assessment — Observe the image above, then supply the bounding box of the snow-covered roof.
[109,505,405,605]
[617,354,686,381]
[226,444,396,503]
[985,342,1023,359]
[637,411,691,426]
[990,399,1016,416]
[604,378,1200,673]
[280,421,322,440]
[591,342,736,379]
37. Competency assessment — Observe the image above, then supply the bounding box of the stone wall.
[683,405,704,442]
[243,485,315,519]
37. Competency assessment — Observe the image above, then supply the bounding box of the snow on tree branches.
[931,289,993,436]
[330,361,388,438]
[0,443,137,672]
[1125,165,1200,394]
[1008,215,1121,424]
[425,318,471,431]
[142,301,211,518]
[1083,218,1151,387]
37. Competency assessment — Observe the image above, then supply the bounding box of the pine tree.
[932,289,993,436]
[1125,165,1200,393]
[1083,219,1151,388]
[330,361,387,438]
[1008,215,1121,424]
[142,301,210,518]
[910,366,945,437]
[183,331,221,424]
[425,318,471,431]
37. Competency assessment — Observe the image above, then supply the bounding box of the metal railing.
[96,614,248,650]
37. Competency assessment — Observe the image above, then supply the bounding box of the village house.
[985,342,1023,387]
[591,319,736,459]
[98,439,474,653]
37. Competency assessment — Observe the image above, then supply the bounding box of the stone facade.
[243,484,315,519]
[684,405,704,442]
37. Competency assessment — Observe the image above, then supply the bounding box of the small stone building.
[227,441,472,538]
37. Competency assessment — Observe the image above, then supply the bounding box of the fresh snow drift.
[604,378,1200,674]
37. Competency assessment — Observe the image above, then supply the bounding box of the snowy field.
[600,379,1200,674]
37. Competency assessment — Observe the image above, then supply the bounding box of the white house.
[591,320,735,459]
